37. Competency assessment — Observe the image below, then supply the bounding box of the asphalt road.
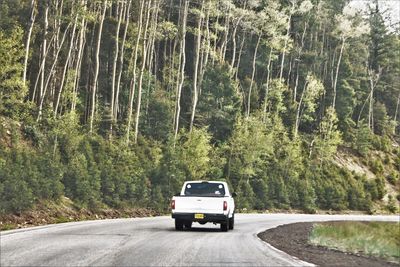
[1,214,398,267]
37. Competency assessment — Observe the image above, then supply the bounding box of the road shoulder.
[257,222,399,267]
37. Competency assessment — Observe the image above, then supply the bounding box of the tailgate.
[174,196,225,214]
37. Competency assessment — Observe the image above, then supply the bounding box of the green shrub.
[369,158,384,175]
[386,172,398,185]
[386,195,398,213]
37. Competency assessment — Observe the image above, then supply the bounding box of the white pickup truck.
[171,181,235,231]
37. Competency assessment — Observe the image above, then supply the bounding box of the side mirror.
[232,192,237,198]
[174,192,181,197]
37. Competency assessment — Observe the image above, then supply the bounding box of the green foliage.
[311,107,342,161]
[386,195,398,214]
[368,158,384,175]
[0,27,27,120]
[353,122,372,156]
[198,64,241,142]
[0,0,398,216]
[386,172,398,185]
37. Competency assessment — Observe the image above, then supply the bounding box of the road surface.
[1,214,398,266]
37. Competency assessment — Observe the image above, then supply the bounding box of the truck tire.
[220,218,229,232]
[184,221,192,229]
[229,213,234,230]
[175,219,184,230]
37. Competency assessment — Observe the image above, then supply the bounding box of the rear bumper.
[172,212,228,223]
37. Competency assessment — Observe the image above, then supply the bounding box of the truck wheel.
[175,219,184,230]
[184,221,192,229]
[220,218,229,232]
[229,214,234,230]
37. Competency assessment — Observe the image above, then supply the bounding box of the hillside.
[0,0,399,219]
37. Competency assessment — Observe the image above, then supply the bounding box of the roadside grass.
[310,221,400,262]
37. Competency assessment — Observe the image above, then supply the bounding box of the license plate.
[194,213,204,219]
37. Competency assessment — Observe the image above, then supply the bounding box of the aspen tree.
[173,0,189,143]
[133,0,153,144]
[89,0,108,133]
[126,0,145,144]
[23,0,36,87]
[189,1,204,132]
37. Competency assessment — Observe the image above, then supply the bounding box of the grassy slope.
[310,221,400,263]
[0,196,160,231]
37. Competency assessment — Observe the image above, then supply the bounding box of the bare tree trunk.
[294,80,309,137]
[246,34,261,119]
[189,1,204,132]
[367,67,382,133]
[37,23,71,121]
[279,2,294,80]
[394,92,400,134]
[145,0,160,119]
[230,16,243,72]
[220,4,230,62]
[23,0,36,87]
[172,0,184,131]
[114,0,132,119]
[262,48,273,122]
[332,37,345,109]
[89,0,107,133]
[40,3,49,103]
[110,1,125,138]
[235,31,245,81]
[173,0,188,143]
[54,15,78,117]
[72,0,87,112]
[126,0,145,144]
[133,0,153,144]
[198,1,211,94]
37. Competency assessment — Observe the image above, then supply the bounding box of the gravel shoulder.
[258,222,400,267]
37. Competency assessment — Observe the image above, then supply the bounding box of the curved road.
[1,214,398,266]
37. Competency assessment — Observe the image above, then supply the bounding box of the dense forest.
[0,0,399,215]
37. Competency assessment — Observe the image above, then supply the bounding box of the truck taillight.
[223,201,227,211]
[171,200,175,209]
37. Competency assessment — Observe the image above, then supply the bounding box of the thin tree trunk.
[145,0,160,119]
[332,37,345,109]
[54,15,78,117]
[72,1,87,112]
[37,23,71,121]
[367,67,382,132]
[294,80,309,137]
[89,0,107,133]
[189,1,204,132]
[173,0,188,143]
[198,1,211,94]
[32,32,56,103]
[246,34,261,119]
[394,92,400,134]
[220,4,230,62]
[110,1,124,138]
[133,0,153,144]
[126,0,145,144]
[230,16,242,72]
[279,3,294,80]
[235,31,245,81]
[40,3,49,103]
[114,0,132,119]
[23,0,36,87]
[263,48,273,121]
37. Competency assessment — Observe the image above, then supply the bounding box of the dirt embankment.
[258,222,399,267]
[0,197,160,231]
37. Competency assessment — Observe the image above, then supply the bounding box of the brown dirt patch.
[258,222,399,267]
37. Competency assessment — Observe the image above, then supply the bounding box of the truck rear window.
[184,183,226,197]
